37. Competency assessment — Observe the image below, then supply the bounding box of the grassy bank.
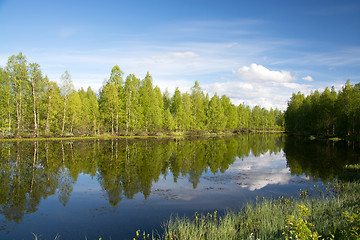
[0,134,184,142]
[0,130,284,142]
[139,181,360,240]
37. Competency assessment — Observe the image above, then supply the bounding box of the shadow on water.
[284,136,360,182]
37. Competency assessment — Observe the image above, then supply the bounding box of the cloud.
[168,51,199,58]
[204,64,312,110]
[233,63,296,83]
[302,76,313,81]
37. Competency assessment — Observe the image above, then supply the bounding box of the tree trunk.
[19,90,22,132]
[71,115,74,134]
[8,97,11,133]
[61,97,67,136]
[111,108,114,135]
[116,112,119,134]
[94,114,97,135]
[194,104,197,130]
[32,81,38,137]
[16,98,20,133]
[126,90,132,135]
[45,95,51,134]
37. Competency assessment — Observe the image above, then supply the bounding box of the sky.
[0,0,359,110]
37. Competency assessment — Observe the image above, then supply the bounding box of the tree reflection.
[0,134,287,222]
[284,137,360,182]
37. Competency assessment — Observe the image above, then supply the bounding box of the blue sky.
[1,0,359,110]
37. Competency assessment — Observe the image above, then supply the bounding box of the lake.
[0,134,359,239]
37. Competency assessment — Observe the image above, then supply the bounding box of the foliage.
[342,209,360,239]
[283,205,320,240]
[285,80,360,137]
[0,53,284,138]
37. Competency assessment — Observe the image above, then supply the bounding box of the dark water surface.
[0,134,359,239]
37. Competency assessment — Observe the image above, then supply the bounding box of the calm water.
[0,134,359,239]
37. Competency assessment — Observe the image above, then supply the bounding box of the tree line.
[285,80,360,137]
[0,53,284,137]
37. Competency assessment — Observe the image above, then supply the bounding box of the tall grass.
[148,181,360,240]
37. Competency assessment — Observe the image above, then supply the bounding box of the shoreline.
[0,130,285,142]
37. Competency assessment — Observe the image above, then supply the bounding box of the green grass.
[140,181,360,240]
[0,131,241,142]
[0,134,185,142]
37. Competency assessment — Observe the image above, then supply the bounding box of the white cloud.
[233,63,296,83]
[204,64,312,110]
[302,76,313,81]
[168,51,199,58]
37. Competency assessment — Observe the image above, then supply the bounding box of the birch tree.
[60,70,74,136]
[6,53,29,134]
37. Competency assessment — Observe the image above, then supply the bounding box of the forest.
[0,53,284,137]
[285,80,360,137]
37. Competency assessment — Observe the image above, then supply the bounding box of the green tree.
[208,93,226,132]
[190,81,206,131]
[66,91,82,135]
[0,68,12,135]
[153,86,164,132]
[163,108,175,131]
[285,92,305,133]
[43,80,63,136]
[251,105,262,131]
[221,95,238,131]
[319,87,337,135]
[182,92,192,131]
[162,88,175,131]
[86,87,100,135]
[6,53,29,134]
[124,74,140,134]
[238,103,251,130]
[139,72,157,133]
[99,82,118,135]
[108,65,125,134]
[28,63,44,137]
[171,87,185,131]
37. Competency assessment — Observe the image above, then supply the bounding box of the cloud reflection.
[227,151,292,191]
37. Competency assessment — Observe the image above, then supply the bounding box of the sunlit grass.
[149,181,360,240]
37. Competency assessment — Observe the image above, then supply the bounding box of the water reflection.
[284,137,360,182]
[228,153,293,191]
[0,134,358,224]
